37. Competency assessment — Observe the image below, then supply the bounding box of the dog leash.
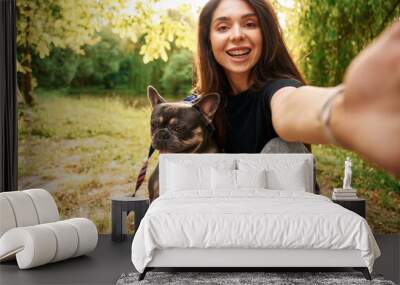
[133,145,155,197]
[133,94,202,196]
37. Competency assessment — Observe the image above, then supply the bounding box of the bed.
[131,153,381,281]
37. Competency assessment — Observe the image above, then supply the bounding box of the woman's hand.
[333,20,400,176]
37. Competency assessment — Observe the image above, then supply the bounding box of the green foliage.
[16,0,104,60]
[27,0,400,92]
[285,0,400,86]
[32,29,169,91]
[72,30,126,89]
[17,0,195,69]
[160,49,193,97]
[110,1,196,63]
[16,0,121,104]
[119,50,166,95]
[17,0,196,103]
[32,48,80,88]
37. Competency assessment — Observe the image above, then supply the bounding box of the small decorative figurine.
[342,157,352,190]
[333,157,357,199]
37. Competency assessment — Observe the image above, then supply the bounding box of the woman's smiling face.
[210,0,262,85]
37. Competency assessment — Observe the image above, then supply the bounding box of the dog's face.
[147,86,220,153]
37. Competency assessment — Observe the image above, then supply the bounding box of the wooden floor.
[0,234,398,285]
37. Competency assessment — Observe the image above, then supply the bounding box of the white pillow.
[211,168,268,190]
[167,162,211,191]
[237,159,310,192]
[236,169,267,189]
[166,159,236,192]
[211,168,237,190]
[266,163,307,191]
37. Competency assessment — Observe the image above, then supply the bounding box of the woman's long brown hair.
[193,0,310,152]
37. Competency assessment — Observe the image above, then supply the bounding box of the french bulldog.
[146,86,220,202]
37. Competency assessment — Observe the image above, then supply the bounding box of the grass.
[312,145,400,233]
[18,89,400,234]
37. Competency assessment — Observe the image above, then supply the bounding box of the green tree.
[72,30,125,89]
[160,49,193,97]
[17,0,110,105]
[119,51,166,95]
[285,0,400,86]
[32,30,170,92]
[17,0,195,105]
[32,48,79,88]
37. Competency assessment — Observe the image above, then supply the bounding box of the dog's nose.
[157,129,170,140]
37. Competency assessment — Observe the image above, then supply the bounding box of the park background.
[16,0,400,234]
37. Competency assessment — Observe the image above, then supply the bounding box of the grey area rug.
[116,271,395,285]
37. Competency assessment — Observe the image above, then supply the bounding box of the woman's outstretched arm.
[271,20,400,176]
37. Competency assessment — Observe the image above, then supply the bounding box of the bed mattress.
[131,190,380,273]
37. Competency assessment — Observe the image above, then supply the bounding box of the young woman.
[194,0,400,176]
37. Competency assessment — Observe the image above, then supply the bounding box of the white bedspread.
[131,190,380,273]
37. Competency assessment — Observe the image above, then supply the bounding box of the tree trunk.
[21,50,34,106]
[20,3,35,107]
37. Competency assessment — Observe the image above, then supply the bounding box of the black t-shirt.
[224,79,302,153]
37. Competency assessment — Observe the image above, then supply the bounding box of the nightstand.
[111,196,149,242]
[332,198,366,218]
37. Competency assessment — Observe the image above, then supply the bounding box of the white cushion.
[24,189,60,223]
[236,169,267,189]
[166,159,235,192]
[0,191,39,227]
[167,163,211,191]
[42,221,79,262]
[0,189,59,237]
[211,169,268,191]
[211,168,237,190]
[266,166,307,191]
[238,159,310,191]
[0,226,57,268]
[0,218,98,269]
[0,189,98,269]
[64,218,98,257]
[0,196,17,237]
[160,154,313,194]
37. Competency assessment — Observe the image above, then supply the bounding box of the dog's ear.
[147,85,166,108]
[193,93,220,123]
